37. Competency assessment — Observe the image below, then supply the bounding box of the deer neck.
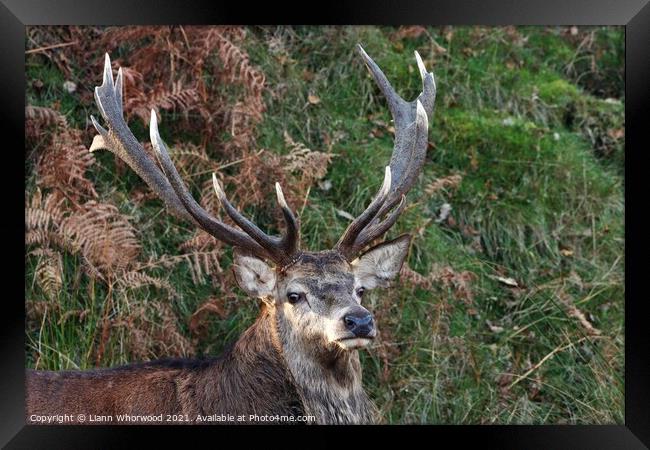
[269,306,377,424]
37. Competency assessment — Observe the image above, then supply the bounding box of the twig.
[188,149,265,177]
[300,185,311,216]
[26,41,78,55]
[508,337,587,389]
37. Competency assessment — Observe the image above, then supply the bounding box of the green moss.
[537,79,580,104]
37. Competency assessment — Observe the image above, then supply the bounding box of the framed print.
[2,0,648,447]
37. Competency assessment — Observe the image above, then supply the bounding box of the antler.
[336,45,436,261]
[90,54,300,266]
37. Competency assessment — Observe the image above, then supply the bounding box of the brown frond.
[424,174,463,196]
[117,270,179,299]
[189,296,228,338]
[138,248,223,286]
[31,248,64,299]
[26,106,68,138]
[126,85,201,125]
[59,201,140,277]
[35,128,97,199]
[283,132,332,182]
[25,190,80,253]
[214,31,265,92]
[400,263,477,306]
[399,265,434,289]
[179,230,221,253]
[113,301,195,360]
[26,189,66,231]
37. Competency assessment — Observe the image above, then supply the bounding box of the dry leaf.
[494,276,519,287]
[435,203,452,223]
[607,128,624,140]
[302,69,315,81]
[307,94,321,105]
[392,26,428,41]
[486,319,504,333]
[336,209,355,221]
[63,80,77,93]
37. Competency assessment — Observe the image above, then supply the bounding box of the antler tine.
[414,50,436,115]
[148,111,272,259]
[375,96,430,218]
[275,182,301,256]
[354,194,407,252]
[211,175,300,264]
[357,45,435,218]
[336,46,435,260]
[91,53,192,223]
[91,54,300,264]
[336,166,391,255]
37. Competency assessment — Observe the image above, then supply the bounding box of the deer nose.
[343,311,374,338]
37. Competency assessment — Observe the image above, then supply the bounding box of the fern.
[31,248,64,300]
[117,270,179,299]
[189,296,227,337]
[26,105,68,137]
[35,128,97,200]
[57,201,140,277]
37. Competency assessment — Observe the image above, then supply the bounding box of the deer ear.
[232,248,276,299]
[352,234,411,290]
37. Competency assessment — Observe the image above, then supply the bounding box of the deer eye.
[356,287,366,298]
[287,292,304,304]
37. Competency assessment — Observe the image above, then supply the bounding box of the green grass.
[25,26,624,424]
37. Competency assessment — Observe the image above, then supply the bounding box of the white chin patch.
[335,338,372,350]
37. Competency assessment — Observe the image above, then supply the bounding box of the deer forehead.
[285,276,356,297]
[279,251,357,293]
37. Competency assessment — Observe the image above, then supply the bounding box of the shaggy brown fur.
[26,274,377,425]
[26,238,414,425]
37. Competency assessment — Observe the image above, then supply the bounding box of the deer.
[26,44,436,425]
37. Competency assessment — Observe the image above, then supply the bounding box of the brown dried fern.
[117,270,179,299]
[424,174,463,196]
[31,248,64,300]
[113,301,195,360]
[58,201,140,278]
[189,296,228,338]
[35,127,97,200]
[400,263,477,306]
[25,190,78,253]
[137,248,223,286]
[26,105,68,139]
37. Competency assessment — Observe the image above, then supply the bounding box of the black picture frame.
[3,1,648,448]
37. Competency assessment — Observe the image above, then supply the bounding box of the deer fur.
[26,241,413,424]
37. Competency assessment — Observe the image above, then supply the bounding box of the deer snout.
[343,310,375,338]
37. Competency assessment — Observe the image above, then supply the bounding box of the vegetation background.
[25,26,624,424]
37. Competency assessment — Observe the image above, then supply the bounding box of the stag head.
[90,44,435,352]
